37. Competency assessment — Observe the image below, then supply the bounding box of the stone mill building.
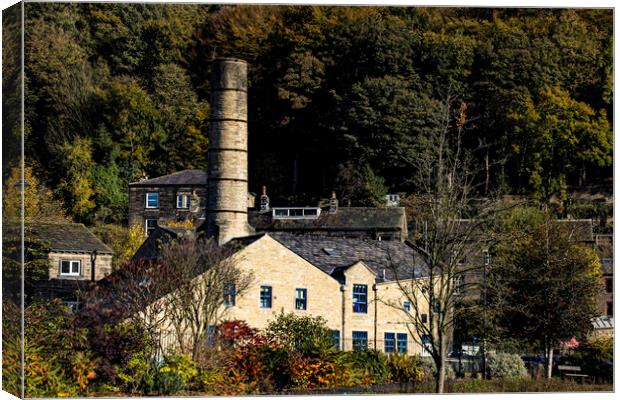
[128,61,408,242]
[130,59,430,354]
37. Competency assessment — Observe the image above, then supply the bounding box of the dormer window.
[146,192,159,208]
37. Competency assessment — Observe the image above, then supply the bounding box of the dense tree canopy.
[9,4,612,223]
[489,210,602,377]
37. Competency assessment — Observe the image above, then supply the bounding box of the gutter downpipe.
[340,284,346,351]
[373,283,378,350]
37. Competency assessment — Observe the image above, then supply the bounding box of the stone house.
[128,170,209,235]
[135,230,433,354]
[128,173,408,241]
[26,223,114,304]
[599,258,613,318]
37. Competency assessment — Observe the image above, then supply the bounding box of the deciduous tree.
[490,213,602,379]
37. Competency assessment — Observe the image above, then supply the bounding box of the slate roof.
[132,226,197,261]
[129,170,207,187]
[27,223,113,254]
[248,207,407,233]
[267,233,426,283]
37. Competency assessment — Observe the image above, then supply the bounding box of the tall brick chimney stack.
[206,58,254,244]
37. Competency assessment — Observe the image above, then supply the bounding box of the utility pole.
[482,250,490,379]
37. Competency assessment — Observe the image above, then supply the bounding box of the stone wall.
[128,185,207,233]
[48,251,113,281]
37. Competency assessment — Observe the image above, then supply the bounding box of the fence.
[153,333,434,356]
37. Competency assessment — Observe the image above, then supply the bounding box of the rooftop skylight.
[272,207,321,219]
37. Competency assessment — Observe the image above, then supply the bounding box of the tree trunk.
[545,347,554,379]
[435,335,447,393]
[485,151,490,195]
[436,352,446,393]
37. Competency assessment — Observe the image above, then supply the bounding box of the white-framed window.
[145,219,158,236]
[60,260,81,276]
[65,300,81,312]
[271,207,321,219]
[177,194,191,209]
[146,192,159,208]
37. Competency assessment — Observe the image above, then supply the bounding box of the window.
[403,300,411,312]
[272,207,321,219]
[607,301,613,317]
[605,278,613,293]
[397,333,408,354]
[274,209,288,217]
[331,330,340,350]
[384,332,396,353]
[145,219,158,236]
[260,286,272,308]
[434,300,441,313]
[483,251,491,265]
[421,334,432,356]
[352,331,368,351]
[146,192,159,208]
[177,194,191,209]
[207,325,216,346]
[421,314,428,324]
[60,260,80,276]
[453,275,464,295]
[353,284,368,313]
[295,288,307,310]
[65,300,81,312]
[224,283,236,306]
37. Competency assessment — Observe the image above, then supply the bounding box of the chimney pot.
[260,185,270,213]
[329,191,338,214]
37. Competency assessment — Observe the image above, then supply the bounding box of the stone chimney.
[205,58,254,244]
[260,185,270,213]
[329,191,338,214]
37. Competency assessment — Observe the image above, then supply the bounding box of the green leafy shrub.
[419,357,456,381]
[159,352,199,389]
[264,312,335,357]
[486,352,528,379]
[336,350,389,384]
[17,300,98,397]
[387,354,424,384]
[153,368,184,395]
[116,348,156,394]
[258,346,293,391]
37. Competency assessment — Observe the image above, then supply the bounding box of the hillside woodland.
[3,5,613,224]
